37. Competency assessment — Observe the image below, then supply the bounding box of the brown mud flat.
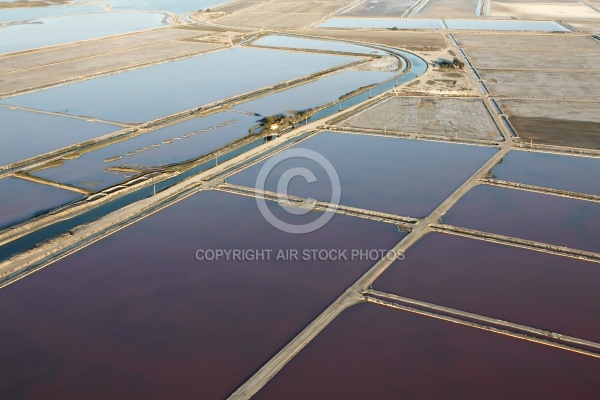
[296,29,446,50]
[498,99,600,123]
[510,116,600,149]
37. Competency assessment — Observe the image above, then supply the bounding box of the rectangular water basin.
[0,190,403,398]
[444,185,600,253]
[374,232,600,343]
[2,47,359,123]
[0,11,169,54]
[0,107,119,168]
[492,150,600,196]
[256,303,600,399]
[229,131,497,217]
[0,177,81,229]
[33,111,260,191]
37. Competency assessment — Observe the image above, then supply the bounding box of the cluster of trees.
[438,58,465,70]
[260,111,313,132]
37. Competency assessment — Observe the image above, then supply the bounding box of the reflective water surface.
[374,233,600,343]
[106,0,225,14]
[230,132,497,217]
[234,70,396,117]
[0,11,169,54]
[256,304,600,399]
[0,177,81,229]
[3,48,358,123]
[0,191,403,399]
[0,4,103,23]
[493,150,600,195]
[0,107,119,168]
[444,185,600,253]
[34,112,259,191]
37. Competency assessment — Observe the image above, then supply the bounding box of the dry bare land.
[480,70,600,98]
[499,99,600,122]
[341,0,417,16]
[0,29,209,74]
[0,40,220,96]
[465,48,600,70]
[490,0,591,3]
[453,32,599,50]
[214,12,319,28]
[566,20,600,34]
[491,2,600,19]
[341,97,501,140]
[213,1,351,28]
[295,29,446,50]
[249,1,347,13]
[414,0,479,17]
[212,1,263,13]
[190,30,251,45]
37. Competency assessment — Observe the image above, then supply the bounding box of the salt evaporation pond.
[2,47,359,123]
[0,190,403,398]
[374,233,600,343]
[234,70,396,117]
[492,150,600,196]
[0,4,103,23]
[0,177,81,229]
[0,0,225,23]
[229,132,497,217]
[256,304,600,399]
[0,11,169,54]
[0,107,119,168]
[105,0,237,14]
[444,185,600,253]
[34,112,259,191]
